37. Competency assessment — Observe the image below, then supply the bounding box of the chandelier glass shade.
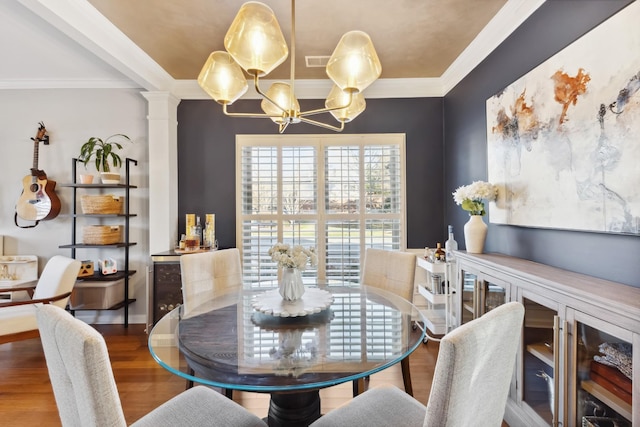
[197,0,381,133]
[198,51,248,104]
[224,2,288,77]
[326,31,381,93]
[261,82,301,124]
[326,86,366,122]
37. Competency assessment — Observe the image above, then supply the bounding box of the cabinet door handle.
[476,281,480,318]
[561,318,568,427]
[552,315,560,427]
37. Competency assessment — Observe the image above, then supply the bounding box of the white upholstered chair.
[36,304,267,427]
[362,248,416,302]
[0,255,80,344]
[358,248,417,396]
[180,248,243,317]
[180,248,243,392]
[311,301,525,427]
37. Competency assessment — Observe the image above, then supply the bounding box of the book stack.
[589,360,632,404]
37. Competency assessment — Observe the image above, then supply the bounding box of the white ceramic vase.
[279,267,305,301]
[100,172,121,184]
[464,215,488,254]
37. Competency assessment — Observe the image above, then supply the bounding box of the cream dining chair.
[180,248,243,392]
[0,255,80,344]
[357,248,417,396]
[36,304,267,427]
[311,301,525,427]
[179,248,243,317]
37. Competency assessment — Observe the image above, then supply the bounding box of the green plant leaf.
[79,134,131,172]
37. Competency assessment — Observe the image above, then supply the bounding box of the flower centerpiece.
[452,180,498,216]
[268,243,318,270]
[452,181,498,254]
[268,243,318,300]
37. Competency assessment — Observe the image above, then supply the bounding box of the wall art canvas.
[486,1,640,235]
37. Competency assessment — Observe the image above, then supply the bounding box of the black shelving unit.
[59,158,138,327]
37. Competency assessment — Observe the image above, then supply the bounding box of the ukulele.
[15,122,61,227]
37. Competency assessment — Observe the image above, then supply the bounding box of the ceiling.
[1,0,545,98]
[87,0,507,80]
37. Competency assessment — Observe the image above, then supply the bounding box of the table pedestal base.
[268,390,321,427]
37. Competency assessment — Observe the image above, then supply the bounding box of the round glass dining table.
[148,282,426,427]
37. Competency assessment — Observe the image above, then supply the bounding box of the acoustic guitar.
[15,122,61,227]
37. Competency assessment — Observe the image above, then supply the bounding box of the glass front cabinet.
[567,309,635,427]
[454,251,638,427]
[518,289,565,426]
[457,264,510,326]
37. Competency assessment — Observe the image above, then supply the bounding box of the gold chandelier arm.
[253,73,288,115]
[278,121,292,134]
[299,116,345,132]
[299,90,353,117]
[221,103,281,119]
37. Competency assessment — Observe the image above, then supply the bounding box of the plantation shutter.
[237,134,406,286]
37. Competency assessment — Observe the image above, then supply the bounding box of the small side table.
[0,255,38,302]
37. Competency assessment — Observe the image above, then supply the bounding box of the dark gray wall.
[444,0,639,287]
[177,97,444,250]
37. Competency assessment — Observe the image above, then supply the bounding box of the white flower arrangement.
[452,180,498,216]
[268,243,318,271]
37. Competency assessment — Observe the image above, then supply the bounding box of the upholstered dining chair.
[0,255,80,344]
[36,304,267,427]
[180,248,243,392]
[180,248,243,317]
[357,248,417,396]
[310,301,525,427]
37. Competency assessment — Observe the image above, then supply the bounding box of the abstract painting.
[486,1,639,235]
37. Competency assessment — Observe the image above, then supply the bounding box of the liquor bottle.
[185,213,195,236]
[194,216,202,245]
[186,216,202,251]
[205,214,215,249]
[445,225,458,261]
[434,242,445,262]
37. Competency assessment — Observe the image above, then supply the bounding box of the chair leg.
[352,377,365,397]
[186,365,194,389]
[401,357,413,396]
[186,364,232,399]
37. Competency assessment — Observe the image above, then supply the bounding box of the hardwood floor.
[0,324,442,426]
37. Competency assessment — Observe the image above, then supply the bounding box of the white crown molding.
[173,77,445,100]
[440,0,546,93]
[0,78,141,90]
[14,0,544,98]
[168,1,545,100]
[17,0,174,92]
[365,78,445,98]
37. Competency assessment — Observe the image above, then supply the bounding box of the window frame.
[236,133,407,283]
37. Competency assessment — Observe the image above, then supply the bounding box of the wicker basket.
[82,225,122,245]
[80,195,124,215]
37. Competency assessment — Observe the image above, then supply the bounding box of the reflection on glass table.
[149,282,425,427]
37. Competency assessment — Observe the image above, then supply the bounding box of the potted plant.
[78,134,132,184]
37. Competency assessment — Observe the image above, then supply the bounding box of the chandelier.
[197,0,382,133]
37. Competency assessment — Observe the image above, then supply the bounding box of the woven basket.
[80,195,124,215]
[82,225,122,245]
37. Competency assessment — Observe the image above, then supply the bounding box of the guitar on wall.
[15,122,61,228]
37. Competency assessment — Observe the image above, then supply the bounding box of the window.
[237,134,406,285]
